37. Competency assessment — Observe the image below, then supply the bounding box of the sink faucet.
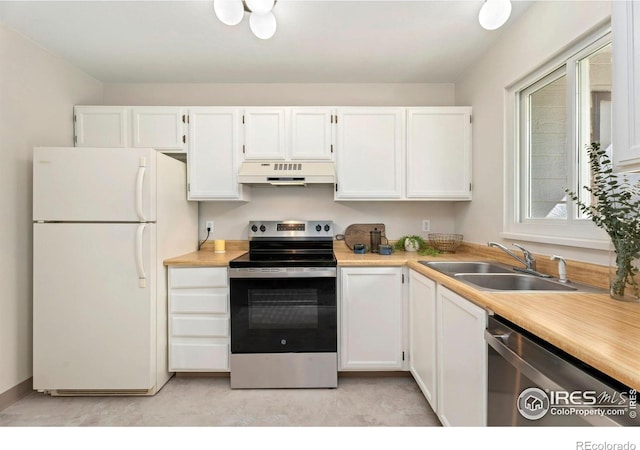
[487,242,552,278]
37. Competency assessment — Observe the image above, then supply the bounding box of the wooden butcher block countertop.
[163,240,248,267]
[167,240,640,391]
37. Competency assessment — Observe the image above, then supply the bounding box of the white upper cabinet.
[74,106,129,148]
[187,108,248,201]
[242,107,334,161]
[335,108,405,199]
[242,108,287,160]
[613,1,640,172]
[289,108,335,160]
[74,106,186,152]
[406,107,472,200]
[131,107,186,151]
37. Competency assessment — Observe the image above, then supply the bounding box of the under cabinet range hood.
[237,161,335,186]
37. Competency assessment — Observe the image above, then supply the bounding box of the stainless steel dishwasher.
[486,315,638,426]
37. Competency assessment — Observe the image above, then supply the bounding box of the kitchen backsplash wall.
[198,185,456,241]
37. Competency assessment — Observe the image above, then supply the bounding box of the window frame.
[503,26,612,250]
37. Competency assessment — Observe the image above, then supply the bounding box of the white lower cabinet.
[408,269,438,412]
[408,271,487,426]
[168,267,230,371]
[436,285,487,426]
[339,267,406,370]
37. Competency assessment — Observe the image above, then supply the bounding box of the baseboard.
[338,371,411,378]
[175,372,230,378]
[0,378,33,412]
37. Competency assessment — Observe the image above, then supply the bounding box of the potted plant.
[393,235,439,256]
[566,142,640,302]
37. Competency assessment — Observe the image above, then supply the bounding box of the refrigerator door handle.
[136,157,147,222]
[136,224,147,288]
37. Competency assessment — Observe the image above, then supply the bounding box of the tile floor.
[0,375,441,427]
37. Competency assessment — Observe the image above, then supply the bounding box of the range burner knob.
[259,225,266,232]
[324,224,331,232]
[315,224,322,232]
[251,224,258,232]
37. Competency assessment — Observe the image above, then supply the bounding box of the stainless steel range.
[229,220,337,389]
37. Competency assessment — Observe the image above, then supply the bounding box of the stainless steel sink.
[454,273,579,292]
[420,260,607,293]
[419,261,515,275]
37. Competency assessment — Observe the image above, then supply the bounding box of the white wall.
[0,24,103,396]
[103,83,455,107]
[103,83,457,241]
[454,1,611,265]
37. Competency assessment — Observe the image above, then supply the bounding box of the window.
[504,28,612,249]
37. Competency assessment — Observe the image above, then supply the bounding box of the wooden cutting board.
[343,223,386,250]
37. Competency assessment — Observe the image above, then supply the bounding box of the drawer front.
[170,343,229,371]
[171,316,229,337]
[170,292,228,314]
[170,267,227,288]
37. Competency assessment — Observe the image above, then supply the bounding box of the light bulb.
[249,12,277,39]
[478,0,512,30]
[213,0,244,26]
[246,0,275,15]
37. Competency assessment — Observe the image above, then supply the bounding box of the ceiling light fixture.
[213,0,277,40]
[478,0,512,30]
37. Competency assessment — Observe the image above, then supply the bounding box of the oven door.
[229,267,337,354]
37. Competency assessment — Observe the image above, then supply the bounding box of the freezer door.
[33,223,157,391]
[33,147,157,222]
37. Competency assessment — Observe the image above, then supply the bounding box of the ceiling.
[0,0,533,84]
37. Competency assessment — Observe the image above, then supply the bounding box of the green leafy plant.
[566,142,640,300]
[393,235,440,256]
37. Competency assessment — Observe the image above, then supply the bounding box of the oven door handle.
[229,267,336,278]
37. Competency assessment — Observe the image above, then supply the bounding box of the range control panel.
[248,220,334,238]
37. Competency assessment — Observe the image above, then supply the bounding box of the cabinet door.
[132,107,185,151]
[406,107,472,199]
[340,267,404,370]
[243,108,287,160]
[437,286,487,426]
[74,106,129,147]
[409,270,437,412]
[187,108,247,200]
[290,108,334,160]
[335,108,404,199]
[613,1,640,172]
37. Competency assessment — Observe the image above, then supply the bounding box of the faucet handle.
[512,243,533,258]
[512,243,535,268]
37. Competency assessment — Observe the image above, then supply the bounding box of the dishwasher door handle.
[485,329,564,393]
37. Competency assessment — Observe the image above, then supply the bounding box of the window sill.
[499,232,610,251]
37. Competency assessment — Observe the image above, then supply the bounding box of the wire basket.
[428,233,463,253]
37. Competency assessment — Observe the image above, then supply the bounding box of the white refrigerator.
[33,147,198,395]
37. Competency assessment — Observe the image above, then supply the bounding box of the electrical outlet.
[205,220,214,232]
[422,220,430,232]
